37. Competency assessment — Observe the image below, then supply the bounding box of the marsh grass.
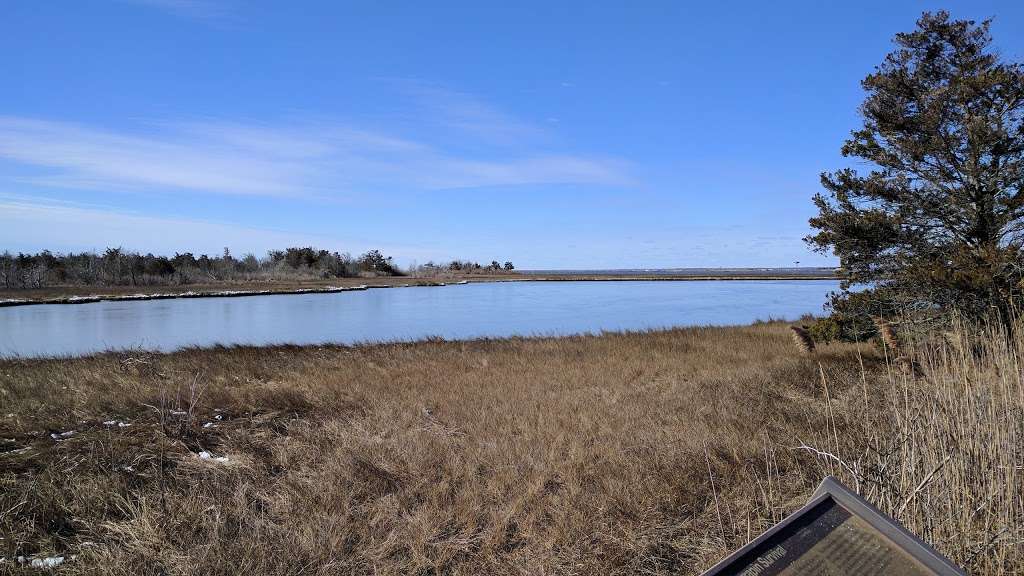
[799,316,1024,574]
[788,325,815,354]
[0,321,1020,574]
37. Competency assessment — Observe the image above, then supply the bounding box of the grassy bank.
[1,322,1019,574]
[0,277,450,307]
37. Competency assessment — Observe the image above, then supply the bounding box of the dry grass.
[806,316,1024,575]
[0,321,1020,574]
[788,325,815,354]
[0,276,454,304]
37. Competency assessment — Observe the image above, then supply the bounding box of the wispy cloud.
[0,118,320,196]
[0,196,437,261]
[0,112,631,198]
[394,81,544,145]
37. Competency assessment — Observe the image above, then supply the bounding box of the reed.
[797,315,1023,574]
[873,316,901,355]
[789,325,815,354]
[0,320,1019,574]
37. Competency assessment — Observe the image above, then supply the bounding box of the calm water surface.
[0,280,839,358]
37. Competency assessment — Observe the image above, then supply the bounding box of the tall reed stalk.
[801,316,1023,574]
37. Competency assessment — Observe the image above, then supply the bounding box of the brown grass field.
[0,321,1020,574]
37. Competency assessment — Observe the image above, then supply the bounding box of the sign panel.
[700,477,965,576]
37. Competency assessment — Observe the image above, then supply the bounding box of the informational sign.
[699,477,965,576]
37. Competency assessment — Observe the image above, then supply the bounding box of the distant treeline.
[0,247,403,289]
[414,259,515,276]
[0,248,519,290]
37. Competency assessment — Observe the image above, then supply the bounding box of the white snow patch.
[50,431,75,440]
[197,451,229,463]
[103,420,131,428]
[17,555,64,569]
[32,556,64,569]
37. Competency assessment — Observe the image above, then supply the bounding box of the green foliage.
[807,317,841,344]
[808,302,878,343]
[806,11,1024,322]
[356,249,401,275]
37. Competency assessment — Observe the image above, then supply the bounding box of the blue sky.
[2,1,1023,269]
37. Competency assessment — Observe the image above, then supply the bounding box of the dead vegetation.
[788,325,815,354]
[0,321,1020,574]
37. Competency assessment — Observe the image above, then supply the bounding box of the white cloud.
[396,82,544,145]
[0,115,632,197]
[0,196,437,261]
[0,118,311,196]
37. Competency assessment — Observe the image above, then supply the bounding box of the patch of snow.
[197,451,229,463]
[103,420,117,426]
[32,556,64,569]
[203,422,215,428]
[17,555,64,569]
[50,431,75,440]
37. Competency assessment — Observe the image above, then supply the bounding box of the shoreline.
[0,273,837,308]
[0,281,460,308]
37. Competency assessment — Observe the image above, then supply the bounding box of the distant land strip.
[0,269,838,308]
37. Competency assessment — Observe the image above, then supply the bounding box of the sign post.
[699,476,965,575]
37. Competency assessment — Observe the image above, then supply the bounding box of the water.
[0,280,838,358]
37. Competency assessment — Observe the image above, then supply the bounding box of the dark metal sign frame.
[699,476,966,575]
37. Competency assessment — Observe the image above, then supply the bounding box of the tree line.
[0,247,403,289]
[414,259,515,276]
